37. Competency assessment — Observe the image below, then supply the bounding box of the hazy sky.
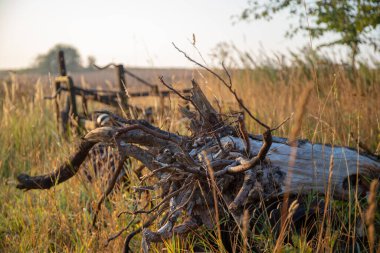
[0,0,377,69]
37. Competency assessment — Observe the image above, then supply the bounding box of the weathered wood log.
[17,127,379,195]
[219,136,379,198]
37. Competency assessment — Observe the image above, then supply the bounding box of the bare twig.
[221,62,233,88]
[159,76,207,123]
[172,42,231,89]
[92,149,128,227]
[173,42,270,130]
[159,76,191,102]
[237,113,251,157]
[228,169,256,213]
[123,207,166,253]
[141,216,200,243]
[133,180,193,215]
[140,165,174,182]
[166,185,196,220]
[105,216,137,246]
[271,113,294,131]
[214,129,272,175]
[115,124,184,145]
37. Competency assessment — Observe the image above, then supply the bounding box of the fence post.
[116,64,128,109]
[54,50,68,133]
[57,50,78,134]
[54,80,61,133]
[67,77,78,119]
[58,50,67,76]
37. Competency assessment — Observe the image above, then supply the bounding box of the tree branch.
[16,140,96,190]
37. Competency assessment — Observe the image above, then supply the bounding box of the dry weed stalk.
[366,179,379,253]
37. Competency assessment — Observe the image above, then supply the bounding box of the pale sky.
[0,0,377,69]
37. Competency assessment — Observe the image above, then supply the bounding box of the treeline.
[16,44,96,75]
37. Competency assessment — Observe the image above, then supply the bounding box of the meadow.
[0,52,379,252]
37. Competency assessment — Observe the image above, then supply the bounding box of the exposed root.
[17,140,96,190]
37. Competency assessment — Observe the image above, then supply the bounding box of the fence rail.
[51,50,191,135]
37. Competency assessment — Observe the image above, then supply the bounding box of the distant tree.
[240,0,380,66]
[34,44,83,73]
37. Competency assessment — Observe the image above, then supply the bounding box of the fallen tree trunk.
[17,130,379,198]
[16,79,380,252]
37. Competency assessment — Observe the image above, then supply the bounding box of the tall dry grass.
[0,52,379,252]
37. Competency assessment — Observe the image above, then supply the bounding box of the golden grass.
[0,60,379,252]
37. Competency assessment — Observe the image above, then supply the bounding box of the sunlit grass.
[0,56,379,252]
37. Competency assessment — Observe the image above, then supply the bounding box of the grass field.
[0,55,379,252]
